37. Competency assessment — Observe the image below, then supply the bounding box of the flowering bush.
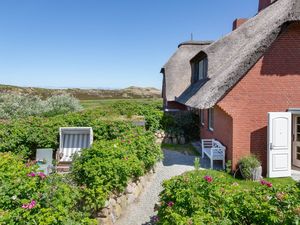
[0,152,96,224]
[0,111,135,157]
[157,170,300,225]
[0,100,163,157]
[72,127,162,213]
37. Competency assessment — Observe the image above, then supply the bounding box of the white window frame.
[200,109,204,126]
[208,107,214,131]
[193,57,208,83]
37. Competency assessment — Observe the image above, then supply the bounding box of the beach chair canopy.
[59,127,93,162]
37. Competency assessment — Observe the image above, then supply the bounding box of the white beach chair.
[58,127,93,163]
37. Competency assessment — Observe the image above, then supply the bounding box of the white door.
[293,116,300,167]
[268,112,291,178]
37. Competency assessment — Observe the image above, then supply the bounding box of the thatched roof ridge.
[177,0,300,109]
[162,41,212,101]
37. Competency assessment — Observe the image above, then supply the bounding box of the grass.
[80,98,162,109]
[161,143,200,156]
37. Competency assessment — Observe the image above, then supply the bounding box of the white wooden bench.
[201,139,226,169]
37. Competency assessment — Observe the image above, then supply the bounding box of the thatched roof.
[176,0,300,109]
[161,41,213,101]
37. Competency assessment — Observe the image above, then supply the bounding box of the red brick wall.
[200,106,233,162]
[258,0,273,12]
[218,22,300,172]
[232,18,248,31]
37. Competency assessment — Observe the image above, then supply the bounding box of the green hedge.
[0,100,164,223]
[72,127,162,213]
[0,100,164,158]
[0,152,96,225]
[157,170,300,225]
[0,112,135,158]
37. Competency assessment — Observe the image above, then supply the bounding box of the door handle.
[270,143,273,150]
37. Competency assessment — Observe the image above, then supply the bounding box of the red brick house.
[161,0,300,177]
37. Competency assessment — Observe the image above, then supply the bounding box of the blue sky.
[0,0,258,89]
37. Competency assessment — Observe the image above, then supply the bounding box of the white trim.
[164,108,180,112]
[208,108,214,131]
[200,109,205,126]
[293,115,300,167]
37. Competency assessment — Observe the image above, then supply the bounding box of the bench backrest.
[202,139,214,149]
[202,139,226,152]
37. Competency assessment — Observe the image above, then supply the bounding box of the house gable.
[177,0,300,109]
[217,22,300,171]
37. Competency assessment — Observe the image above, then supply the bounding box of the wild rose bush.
[157,170,300,225]
[0,152,96,225]
[0,93,82,120]
[0,112,135,157]
[0,100,163,158]
[72,127,162,213]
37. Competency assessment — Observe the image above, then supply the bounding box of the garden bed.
[156,170,299,225]
[0,100,164,224]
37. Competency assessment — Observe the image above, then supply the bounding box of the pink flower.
[204,175,213,183]
[260,180,272,188]
[27,172,36,177]
[28,200,36,209]
[260,180,267,185]
[22,200,36,210]
[152,216,160,223]
[167,201,174,207]
[37,172,46,179]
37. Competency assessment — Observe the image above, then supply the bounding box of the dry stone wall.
[96,164,158,224]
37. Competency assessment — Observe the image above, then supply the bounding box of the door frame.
[292,115,300,168]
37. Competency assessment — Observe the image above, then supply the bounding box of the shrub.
[157,170,300,225]
[108,101,164,131]
[71,128,162,213]
[238,155,261,180]
[43,94,83,117]
[0,93,82,119]
[0,111,135,157]
[161,112,200,141]
[0,94,44,119]
[0,152,96,224]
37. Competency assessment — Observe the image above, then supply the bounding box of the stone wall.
[96,164,158,224]
[155,130,186,145]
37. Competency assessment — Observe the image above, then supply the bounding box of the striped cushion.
[60,133,91,162]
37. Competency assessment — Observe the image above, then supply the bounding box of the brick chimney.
[258,0,275,12]
[232,18,248,31]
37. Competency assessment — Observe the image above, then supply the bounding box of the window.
[192,57,208,83]
[200,109,204,126]
[208,107,214,131]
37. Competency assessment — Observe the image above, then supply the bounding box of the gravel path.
[115,149,196,225]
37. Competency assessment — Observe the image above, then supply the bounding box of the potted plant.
[238,155,262,180]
